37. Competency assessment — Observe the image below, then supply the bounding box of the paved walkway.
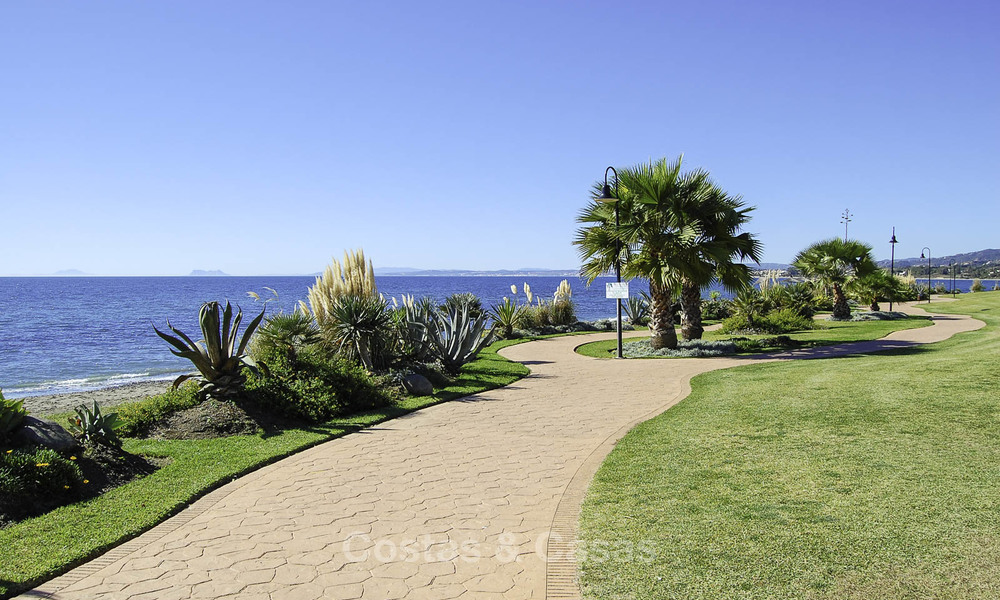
[18,302,984,600]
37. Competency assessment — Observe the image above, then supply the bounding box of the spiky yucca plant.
[490,296,525,339]
[324,295,393,371]
[154,301,265,400]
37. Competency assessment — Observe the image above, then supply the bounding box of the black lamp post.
[951,261,956,297]
[596,166,623,359]
[920,247,931,303]
[889,227,898,311]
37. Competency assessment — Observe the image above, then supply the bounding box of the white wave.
[3,371,189,399]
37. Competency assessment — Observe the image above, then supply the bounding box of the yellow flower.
[64,485,70,489]
[70,456,77,460]
[36,463,49,467]
[5,449,11,454]
[83,479,90,484]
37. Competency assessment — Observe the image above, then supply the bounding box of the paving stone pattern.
[18,302,983,599]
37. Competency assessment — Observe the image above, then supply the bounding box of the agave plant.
[154,301,265,400]
[426,303,495,374]
[624,292,650,326]
[0,390,26,442]
[394,294,436,362]
[68,401,123,448]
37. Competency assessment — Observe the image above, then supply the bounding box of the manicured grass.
[574,316,931,358]
[578,293,1000,599]
[0,340,529,599]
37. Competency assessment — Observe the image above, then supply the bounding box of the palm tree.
[792,238,876,319]
[847,269,899,311]
[675,182,762,340]
[576,157,710,349]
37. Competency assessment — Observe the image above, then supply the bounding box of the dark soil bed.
[0,445,161,528]
[144,399,261,439]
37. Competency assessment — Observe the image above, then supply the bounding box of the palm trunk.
[680,279,704,341]
[832,283,851,319]
[648,281,678,349]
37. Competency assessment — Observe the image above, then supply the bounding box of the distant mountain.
[878,248,1000,268]
[53,269,91,276]
[189,270,230,277]
[373,267,423,275]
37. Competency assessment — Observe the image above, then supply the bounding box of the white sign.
[606,282,629,299]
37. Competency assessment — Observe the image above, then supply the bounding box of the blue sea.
[0,276,653,398]
[3,276,993,399]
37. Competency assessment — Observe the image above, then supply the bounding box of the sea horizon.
[2,275,994,400]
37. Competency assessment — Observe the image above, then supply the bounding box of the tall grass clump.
[517,280,577,330]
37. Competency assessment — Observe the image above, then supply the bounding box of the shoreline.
[18,380,174,418]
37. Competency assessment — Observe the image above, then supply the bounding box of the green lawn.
[578,292,1000,599]
[0,341,529,599]
[575,315,931,358]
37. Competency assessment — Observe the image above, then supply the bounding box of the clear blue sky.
[2,0,997,275]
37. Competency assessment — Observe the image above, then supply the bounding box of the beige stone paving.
[17,301,983,600]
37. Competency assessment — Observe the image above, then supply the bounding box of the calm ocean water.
[0,275,653,398]
[3,276,990,399]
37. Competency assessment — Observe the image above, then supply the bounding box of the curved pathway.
[18,302,984,600]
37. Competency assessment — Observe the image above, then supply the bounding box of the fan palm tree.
[674,182,762,340]
[792,238,876,319]
[576,157,713,349]
[847,269,900,311]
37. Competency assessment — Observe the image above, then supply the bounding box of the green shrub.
[761,308,815,333]
[700,297,732,321]
[115,383,201,438]
[720,313,752,334]
[250,311,320,362]
[721,308,814,335]
[550,300,576,326]
[972,279,984,292]
[245,346,391,422]
[0,447,83,519]
[519,302,551,329]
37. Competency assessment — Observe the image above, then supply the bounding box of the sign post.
[606,282,629,358]
[605,282,629,299]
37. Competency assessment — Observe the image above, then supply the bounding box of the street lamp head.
[920,251,925,259]
[596,183,618,203]
[890,234,898,244]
